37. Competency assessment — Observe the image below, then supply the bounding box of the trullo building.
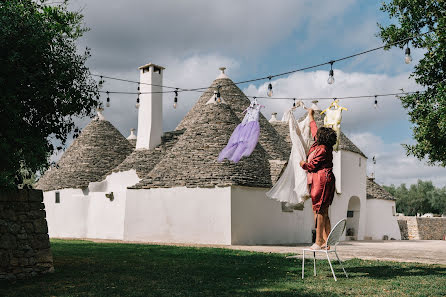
[36,63,401,244]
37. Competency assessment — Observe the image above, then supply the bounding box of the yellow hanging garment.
[320,100,347,151]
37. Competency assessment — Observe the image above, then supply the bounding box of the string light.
[173,89,178,109]
[327,61,335,84]
[99,75,104,86]
[293,98,296,107]
[135,83,140,109]
[216,85,221,103]
[106,91,110,107]
[374,95,378,109]
[405,43,412,64]
[267,77,273,97]
[135,94,140,109]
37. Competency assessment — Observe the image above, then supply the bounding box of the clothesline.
[98,89,419,100]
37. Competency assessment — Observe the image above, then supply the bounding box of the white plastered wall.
[124,187,232,244]
[43,170,140,240]
[43,188,89,238]
[329,151,367,241]
[230,186,314,245]
[365,199,401,240]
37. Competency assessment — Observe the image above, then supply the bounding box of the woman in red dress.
[299,109,337,250]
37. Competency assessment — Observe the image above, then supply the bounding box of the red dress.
[301,120,336,213]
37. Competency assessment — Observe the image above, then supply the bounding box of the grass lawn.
[1,239,445,297]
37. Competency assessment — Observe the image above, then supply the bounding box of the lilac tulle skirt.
[218,121,260,163]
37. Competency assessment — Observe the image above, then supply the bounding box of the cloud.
[68,0,361,73]
[349,132,446,187]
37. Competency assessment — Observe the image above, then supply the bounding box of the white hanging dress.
[266,109,312,209]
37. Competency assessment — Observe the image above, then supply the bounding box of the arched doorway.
[346,196,360,240]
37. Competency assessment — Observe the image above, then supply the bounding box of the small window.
[55,191,60,204]
[347,210,354,217]
[392,206,396,216]
[359,157,361,167]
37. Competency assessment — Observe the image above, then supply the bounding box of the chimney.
[269,112,278,123]
[217,66,229,79]
[311,100,321,111]
[97,107,105,121]
[136,63,165,150]
[127,128,137,140]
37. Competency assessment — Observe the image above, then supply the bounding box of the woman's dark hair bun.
[316,127,337,148]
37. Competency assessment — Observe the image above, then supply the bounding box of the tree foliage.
[384,180,446,215]
[0,0,100,188]
[379,0,446,166]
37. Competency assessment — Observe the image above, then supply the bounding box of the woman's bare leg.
[315,213,325,246]
[321,208,331,244]
[323,214,331,247]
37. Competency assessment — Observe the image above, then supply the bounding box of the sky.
[57,0,446,187]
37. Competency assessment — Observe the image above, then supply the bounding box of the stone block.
[28,190,43,202]
[9,257,19,266]
[17,233,28,240]
[33,219,48,234]
[8,222,21,234]
[0,251,9,268]
[19,258,29,266]
[0,233,17,249]
[24,223,34,233]
[36,249,53,263]
[31,234,50,249]
[16,190,28,202]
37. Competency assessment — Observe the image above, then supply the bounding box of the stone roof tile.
[366,177,396,201]
[111,130,184,179]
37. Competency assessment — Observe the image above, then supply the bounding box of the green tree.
[0,0,100,189]
[384,180,446,215]
[378,1,446,166]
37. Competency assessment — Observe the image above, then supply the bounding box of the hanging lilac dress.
[218,104,261,163]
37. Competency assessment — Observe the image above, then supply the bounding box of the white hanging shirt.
[266,109,311,208]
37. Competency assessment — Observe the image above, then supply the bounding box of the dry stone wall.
[0,189,54,281]
[397,216,446,240]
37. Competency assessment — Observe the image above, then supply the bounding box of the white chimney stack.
[136,63,164,150]
[127,128,137,140]
[269,112,278,123]
[311,100,320,111]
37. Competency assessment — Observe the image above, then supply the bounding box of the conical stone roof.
[132,101,273,189]
[176,77,290,161]
[35,118,134,191]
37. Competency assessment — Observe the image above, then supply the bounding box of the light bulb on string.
[216,85,221,103]
[106,91,110,107]
[327,61,335,84]
[135,83,140,109]
[405,44,412,64]
[135,94,140,109]
[173,89,178,109]
[99,75,104,86]
[267,76,273,97]
[374,95,378,109]
[293,98,296,107]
